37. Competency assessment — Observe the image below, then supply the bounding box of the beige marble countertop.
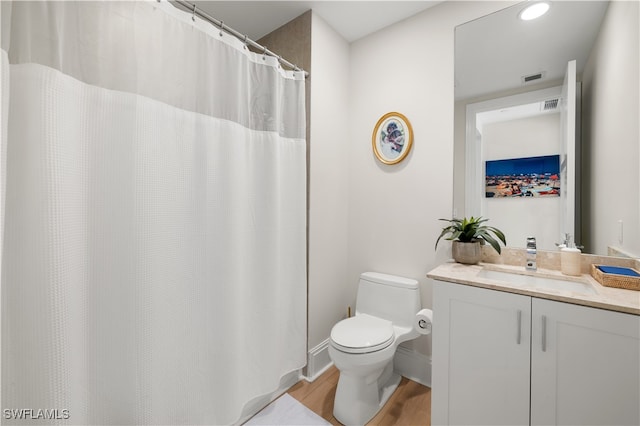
[427,261,640,315]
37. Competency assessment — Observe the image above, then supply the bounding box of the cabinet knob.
[516,310,522,345]
[541,315,547,352]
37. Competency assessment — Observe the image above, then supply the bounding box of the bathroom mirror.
[454,0,639,258]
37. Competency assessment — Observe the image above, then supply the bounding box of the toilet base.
[378,371,401,412]
[333,362,401,426]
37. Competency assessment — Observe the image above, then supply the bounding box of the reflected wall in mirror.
[454,0,639,258]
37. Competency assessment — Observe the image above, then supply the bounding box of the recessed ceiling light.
[519,2,550,21]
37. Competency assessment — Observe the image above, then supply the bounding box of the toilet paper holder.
[415,308,433,335]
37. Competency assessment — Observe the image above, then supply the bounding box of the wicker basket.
[591,264,640,291]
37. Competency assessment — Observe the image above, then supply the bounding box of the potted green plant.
[435,216,506,265]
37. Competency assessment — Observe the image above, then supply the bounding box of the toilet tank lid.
[360,272,418,289]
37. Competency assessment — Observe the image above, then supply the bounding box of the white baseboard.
[303,338,333,382]
[302,338,431,388]
[394,345,432,388]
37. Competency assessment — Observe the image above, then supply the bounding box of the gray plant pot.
[452,240,482,265]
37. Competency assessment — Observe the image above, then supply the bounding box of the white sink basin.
[478,269,597,295]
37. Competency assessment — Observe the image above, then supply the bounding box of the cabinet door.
[531,298,640,426]
[432,281,531,426]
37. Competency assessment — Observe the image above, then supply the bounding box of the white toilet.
[328,272,422,425]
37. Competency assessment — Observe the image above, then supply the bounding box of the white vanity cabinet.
[530,298,640,426]
[432,281,531,425]
[432,280,640,426]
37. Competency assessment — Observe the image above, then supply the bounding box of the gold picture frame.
[372,112,413,165]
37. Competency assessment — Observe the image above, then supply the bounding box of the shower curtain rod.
[169,0,309,78]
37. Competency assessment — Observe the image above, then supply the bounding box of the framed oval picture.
[372,112,413,165]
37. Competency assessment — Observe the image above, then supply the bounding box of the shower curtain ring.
[243,35,248,49]
[262,46,267,60]
[191,4,197,21]
[219,21,224,36]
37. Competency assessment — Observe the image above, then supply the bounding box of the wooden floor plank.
[289,366,431,426]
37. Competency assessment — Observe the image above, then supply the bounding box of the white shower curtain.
[1,1,306,425]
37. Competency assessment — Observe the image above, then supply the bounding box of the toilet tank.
[355,272,421,328]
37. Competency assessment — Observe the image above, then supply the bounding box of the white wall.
[482,114,562,250]
[582,0,640,256]
[307,13,351,351]
[346,1,512,358]
[307,1,531,367]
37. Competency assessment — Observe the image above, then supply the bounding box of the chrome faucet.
[526,237,537,271]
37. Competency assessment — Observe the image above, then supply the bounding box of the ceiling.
[173,1,610,101]
[190,1,442,43]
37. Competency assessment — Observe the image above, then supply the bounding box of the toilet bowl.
[328,272,421,425]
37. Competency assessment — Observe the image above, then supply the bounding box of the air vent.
[543,98,559,110]
[521,71,546,84]
[524,73,542,82]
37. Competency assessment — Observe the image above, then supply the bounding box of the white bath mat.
[245,393,330,425]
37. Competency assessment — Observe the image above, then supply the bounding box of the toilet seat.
[330,314,394,354]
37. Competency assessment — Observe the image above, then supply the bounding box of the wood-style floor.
[287,366,431,425]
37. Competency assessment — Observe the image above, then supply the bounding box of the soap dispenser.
[560,234,582,276]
